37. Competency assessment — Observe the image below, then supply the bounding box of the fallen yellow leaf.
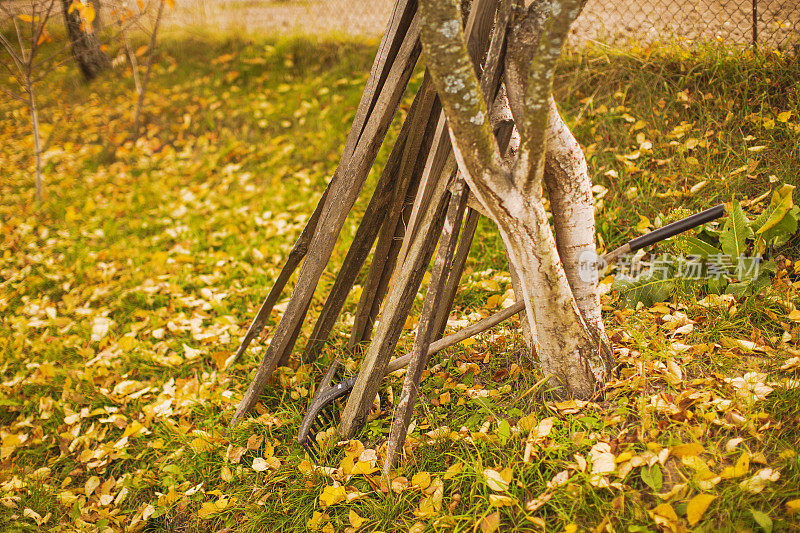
[212,350,232,369]
[190,436,214,453]
[444,462,463,480]
[412,471,431,490]
[85,476,100,497]
[351,461,377,476]
[651,502,678,521]
[318,485,346,507]
[670,442,704,458]
[686,493,716,525]
[483,468,510,492]
[197,497,229,518]
[720,453,749,479]
[480,511,500,533]
[118,336,137,352]
[739,468,780,493]
[489,494,515,507]
[306,510,329,531]
[349,509,366,528]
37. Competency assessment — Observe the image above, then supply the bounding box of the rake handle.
[628,203,726,253]
[384,203,727,373]
[386,301,524,373]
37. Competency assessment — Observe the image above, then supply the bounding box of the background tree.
[131,0,166,140]
[61,0,110,80]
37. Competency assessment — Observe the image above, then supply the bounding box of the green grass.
[556,41,800,253]
[1,33,800,532]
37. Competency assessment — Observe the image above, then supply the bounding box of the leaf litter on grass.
[1,37,800,532]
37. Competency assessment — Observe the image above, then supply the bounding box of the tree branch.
[511,0,584,197]
[418,0,501,187]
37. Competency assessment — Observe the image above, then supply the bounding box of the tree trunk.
[90,0,102,32]
[61,0,110,81]
[419,0,611,398]
[28,84,43,202]
[542,98,609,349]
[132,0,166,140]
[502,0,607,349]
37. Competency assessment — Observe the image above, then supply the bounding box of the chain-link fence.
[173,0,800,49]
[575,0,800,48]
[170,0,395,36]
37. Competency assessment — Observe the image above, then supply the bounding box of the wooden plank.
[301,81,430,363]
[396,112,457,266]
[390,0,499,264]
[431,207,480,339]
[479,0,512,102]
[231,10,423,427]
[273,18,426,369]
[340,15,422,205]
[348,77,439,348]
[339,0,502,439]
[383,179,468,471]
[229,184,330,365]
[230,0,428,368]
[339,172,451,438]
[350,0,502,338]
[381,0,501,468]
[350,134,432,347]
[343,0,417,161]
[393,0,500,263]
[465,0,499,73]
[430,0,512,338]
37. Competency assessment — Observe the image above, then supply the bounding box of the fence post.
[752,0,758,48]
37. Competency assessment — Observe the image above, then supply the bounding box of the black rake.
[297,203,727,454]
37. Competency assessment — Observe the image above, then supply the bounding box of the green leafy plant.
[641,464,663,492]
[613,185,798,306]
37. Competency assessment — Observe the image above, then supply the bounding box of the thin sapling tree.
[0,0,59,201]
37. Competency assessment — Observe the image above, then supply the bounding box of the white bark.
[419,0,610,397]
[543,98,608,348]
[454,146,607,397]
[502,2,604,345]
[505,248,536,352]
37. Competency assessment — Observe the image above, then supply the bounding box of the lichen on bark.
[419,0,611,398]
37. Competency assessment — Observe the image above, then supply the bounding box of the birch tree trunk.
[419,0,612,398]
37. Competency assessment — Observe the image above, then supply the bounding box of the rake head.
[297,357,358,457]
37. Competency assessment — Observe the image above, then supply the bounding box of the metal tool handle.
[298,203,734,448]
[386,203,729,373]
[627,203,726,252]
